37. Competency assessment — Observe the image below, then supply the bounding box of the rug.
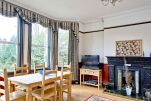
[86,95,113,101]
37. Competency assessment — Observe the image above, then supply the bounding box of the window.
[0,15,18,72]
[31,23,48,68]
[58,28,69,66]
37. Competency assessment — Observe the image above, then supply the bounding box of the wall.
[79,6,151,63]
[79,23,151,63]
[79,31,104,63]
[104,23,151,63]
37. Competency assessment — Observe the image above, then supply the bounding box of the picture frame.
[116,39,142,56]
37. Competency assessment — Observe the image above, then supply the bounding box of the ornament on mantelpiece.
[143,51,145,57]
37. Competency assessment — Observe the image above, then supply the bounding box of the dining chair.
[0,68,26,101]
[34,63,45,73]
[13,64,29,91]
[13,64,29,76]
[32,67,57,101]
[58,61,72,101]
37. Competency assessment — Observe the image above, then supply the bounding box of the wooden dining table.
[8,71,69,101]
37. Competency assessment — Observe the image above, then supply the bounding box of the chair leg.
[53,91,57,101]
[59,88,63,101]
[33,97,37,101]
[68,84,72,101]
[67,89,71,101]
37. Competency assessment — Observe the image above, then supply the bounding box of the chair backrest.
[61,61,72,84]
[41,67,57,99]
[0,68,10,101]
[34,63,45,73]
[13,64,29,76]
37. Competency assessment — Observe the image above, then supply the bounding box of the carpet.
[86,95,113,101]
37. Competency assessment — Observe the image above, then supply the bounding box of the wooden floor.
[63,85,140,101]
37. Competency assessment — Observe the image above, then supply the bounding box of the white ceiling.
[8,0,151,23]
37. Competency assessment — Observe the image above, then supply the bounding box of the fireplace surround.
[105,56,151,99]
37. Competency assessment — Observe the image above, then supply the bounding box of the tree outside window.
[31,23,48,68]
[0,15,18,72]
[58,29,69,66]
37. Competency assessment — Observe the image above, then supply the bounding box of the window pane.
[0,44,16,72]
[0,15,17,72]
[32,23,48,46]
[0,15,17,43]
[31,23,48,68]
[31,46,48,67]
[58,29,69,66]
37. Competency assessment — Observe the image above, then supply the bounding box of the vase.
[126,87,132,96]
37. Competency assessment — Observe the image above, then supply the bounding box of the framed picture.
[116,39,142,56]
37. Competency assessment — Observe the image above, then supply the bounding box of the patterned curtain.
[0,0,80,75]
[14,7,51,27]
[51,21,59,69]
[0,0,17,17]
[0,0,51,27]
[69,23,79,80]
[50,21,79,78]
[54,21,79,80]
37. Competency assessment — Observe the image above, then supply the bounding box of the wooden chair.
[13,64,29,76]
[0,68,26,101]
[59,61,72,101]
[13,64,29,91]
[34,63,45,73]
[32,67,57,101]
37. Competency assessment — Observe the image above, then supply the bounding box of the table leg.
[98,75,100,90]
[83,74,84,83]
[26,87,32,101]
[80,73,81,86]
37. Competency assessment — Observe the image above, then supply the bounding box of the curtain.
[0,0,17,17]
[27,23,32,68]
[69,24,79,80]
[14,7,51,27]
[50,21,79,75]
[51,21,59,69]
[0,0,80,75]
[59,21,79,80]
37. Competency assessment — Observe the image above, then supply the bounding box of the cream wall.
[104,23,151,63]
[79,31,104,62]
[79,23,151,63]
[79,6,151,63]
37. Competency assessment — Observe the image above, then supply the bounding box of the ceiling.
[8,0,151,23]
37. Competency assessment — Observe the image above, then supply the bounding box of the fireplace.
[105,56,151,99]
[116,67,141,96]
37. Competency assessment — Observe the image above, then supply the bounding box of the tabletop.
[8,71,69,85]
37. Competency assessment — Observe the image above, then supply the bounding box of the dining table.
[8,71,70,101]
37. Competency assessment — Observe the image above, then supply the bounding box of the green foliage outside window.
[58,29,69,66]
[31,23,48,68]
[0,16,17,72]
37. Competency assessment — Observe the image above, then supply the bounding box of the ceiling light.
[101,0,122,6]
